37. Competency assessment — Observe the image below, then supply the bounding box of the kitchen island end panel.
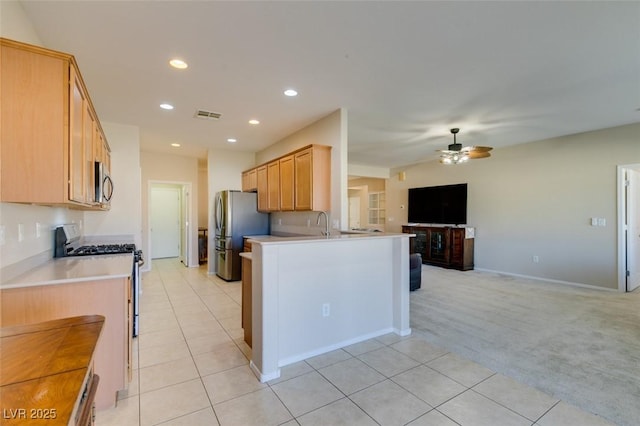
[248,233,412,382]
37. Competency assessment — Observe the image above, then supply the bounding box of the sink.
[338,229,381,235]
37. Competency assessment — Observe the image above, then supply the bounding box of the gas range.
[54,224,144,337]
[69,243,137,256]
[54,224,138,258]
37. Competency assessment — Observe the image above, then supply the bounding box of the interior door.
[627,169,640,291]
[150,185,181,259]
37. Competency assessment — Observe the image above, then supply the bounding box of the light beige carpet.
[410,266,640,426]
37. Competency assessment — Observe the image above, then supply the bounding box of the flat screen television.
[408,183,467,225]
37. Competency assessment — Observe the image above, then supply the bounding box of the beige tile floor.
[96,259,614,426]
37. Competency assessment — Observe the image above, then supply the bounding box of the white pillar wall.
[249,234,412,382]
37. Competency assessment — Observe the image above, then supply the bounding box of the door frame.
[150,184,181,259]
[617,164,640,292]
[148,180,193,268]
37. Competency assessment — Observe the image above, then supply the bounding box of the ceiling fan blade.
[462,145,493,153]
[468,151,492,159]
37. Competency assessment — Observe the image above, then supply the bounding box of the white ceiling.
[19,1,640,169]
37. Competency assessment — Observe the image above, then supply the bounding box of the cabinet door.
[294,149,312,210]
[94,127,103,163]
[84,104,96,204]
[241,257,252,347]
[242,169,258,192]
[69,67,86,203]
[1,43,67,203]
[427,228,449,264]
[279,156,294,211]
[267,161,280,211]
[101,132,111,176]
[256,166,268,212]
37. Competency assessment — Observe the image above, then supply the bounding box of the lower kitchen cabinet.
[0,277,132,410]
[241,254,252,347]
[1,315,103,426]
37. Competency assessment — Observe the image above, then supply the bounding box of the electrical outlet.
[597,218,606,227]
[36,222,42,238]
[322,303,330,317]
[533,255,539,263]
[0,225,5,245]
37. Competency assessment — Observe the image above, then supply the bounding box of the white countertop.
[0,254,134,290]
[246,232,412,245]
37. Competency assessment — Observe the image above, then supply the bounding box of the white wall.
[0,0,41,45]
[256,109,348,236]
[84,123,142,246]
[386,123,640,290]
[141,151,199,268]
[197,159,208,229]
[250,234,411,381]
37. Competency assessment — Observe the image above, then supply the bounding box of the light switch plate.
[0,225,5,245]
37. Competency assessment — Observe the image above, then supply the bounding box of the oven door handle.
[136,252,145,268]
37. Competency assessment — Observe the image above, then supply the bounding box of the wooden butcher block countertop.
[0,315,104,425]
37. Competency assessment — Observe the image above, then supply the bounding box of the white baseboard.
[474,268,617,292]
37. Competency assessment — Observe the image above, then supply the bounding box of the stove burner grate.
[71,244,137,256]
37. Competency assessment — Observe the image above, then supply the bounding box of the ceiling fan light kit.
[438,128,493,165]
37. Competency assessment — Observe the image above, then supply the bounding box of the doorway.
[617,164,640,292]
[348,195,361,229]
[149,182,191,265]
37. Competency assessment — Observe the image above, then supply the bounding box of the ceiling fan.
[438,128,493,164]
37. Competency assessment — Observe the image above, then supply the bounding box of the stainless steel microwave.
[94,161,113,205]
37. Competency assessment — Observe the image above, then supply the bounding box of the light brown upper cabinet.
[294,145,331,211]
[246,144,331,213]
[256,165,268,212]
[242,168,258,192]
[267,161,281,211]
[279,155,295,211]
[0,38,110,210]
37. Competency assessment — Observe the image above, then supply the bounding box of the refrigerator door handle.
[215,193,223,234]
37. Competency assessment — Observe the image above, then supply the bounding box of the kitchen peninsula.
[247,232,412,382]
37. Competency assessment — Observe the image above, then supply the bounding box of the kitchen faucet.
[316,211,330,236]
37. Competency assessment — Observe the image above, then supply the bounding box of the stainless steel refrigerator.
[214,190,269,281]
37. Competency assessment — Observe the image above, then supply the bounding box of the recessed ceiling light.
[160,103,174,110]
[284,89,298,97]
[249,119,260,125]
[169,59,188,69]
[227,138,237,143]
[171,143,181,147]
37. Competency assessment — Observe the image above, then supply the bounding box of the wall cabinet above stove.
[0,38,110,210]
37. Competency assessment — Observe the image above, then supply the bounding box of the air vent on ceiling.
[194,109,222,120]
